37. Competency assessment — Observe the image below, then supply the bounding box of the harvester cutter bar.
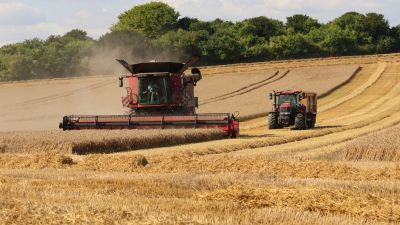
[59,113,239,137]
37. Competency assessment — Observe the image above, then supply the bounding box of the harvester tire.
[294,113,306,130]
[268,112,278,129]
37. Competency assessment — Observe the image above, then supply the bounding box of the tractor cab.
[277,93,300,115]
[270,91,302,126]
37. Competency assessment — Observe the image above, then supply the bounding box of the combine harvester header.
[59,58,239,138]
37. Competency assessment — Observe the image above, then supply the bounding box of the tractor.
[268,90,317,130]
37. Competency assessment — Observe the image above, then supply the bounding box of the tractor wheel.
[294,113,306,130]
[268,112,278,129]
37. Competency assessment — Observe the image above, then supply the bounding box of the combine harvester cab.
[59,58,239,138]
[268,90,317,130]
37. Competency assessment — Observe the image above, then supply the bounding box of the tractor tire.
[294,113,306,130]
[268,112,278,129]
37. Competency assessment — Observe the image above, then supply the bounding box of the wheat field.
[0,129,225,155]
[1,54,400,224]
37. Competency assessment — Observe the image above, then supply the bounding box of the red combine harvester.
[59,59,239,138]
[268,90,317,130]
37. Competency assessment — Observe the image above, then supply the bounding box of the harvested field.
[0,154,74,169]
[0,129,225,154]
[0,76,122,131]
[1,54,400,224]
[335,124,400,161]
[199,185,400,221]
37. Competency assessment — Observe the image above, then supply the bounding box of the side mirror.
[269,93,273,100]
[118,76,123,87]
[191,67,202,82]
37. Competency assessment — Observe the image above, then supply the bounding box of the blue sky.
[0,0,399,46]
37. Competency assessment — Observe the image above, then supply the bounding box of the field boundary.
[200,53,400,75]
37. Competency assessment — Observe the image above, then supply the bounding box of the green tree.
[97,30,148,48]
[156,29,205,58]
[63,29,92,41]
[269,34,319,59]
[177,17,199,30]
[96,30,151,59]
[375,36,397,53]
[333,12,366,31]
[316,25,359,55]
[1,8,400,81]
[0,56,10,81]
[234,22,268,60]
[8,54,36,80]
[286,14,321,34]
[391,25,400,51]
[188,20,214,33]
[241,16,284,40]
[364,13,390,40]
[202,28,243,63]
[111,2,179,39]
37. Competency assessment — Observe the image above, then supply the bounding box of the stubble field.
[1,53,400,224]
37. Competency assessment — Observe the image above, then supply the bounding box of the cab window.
[138,76,170,104]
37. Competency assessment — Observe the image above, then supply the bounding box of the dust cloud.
[0,35,185,131]
[85,36,182,76]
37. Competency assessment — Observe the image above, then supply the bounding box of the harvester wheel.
[268,112,278,129]
[294,113,306,130]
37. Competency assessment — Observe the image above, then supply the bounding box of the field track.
[1,53,400,224]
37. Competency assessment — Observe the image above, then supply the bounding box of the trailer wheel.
[294,113,306,130]
[307,116,314,129]
[230,130,238,138]
[309,116,316,128]
[268,112,278,129]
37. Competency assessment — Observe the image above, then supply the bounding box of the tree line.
[1,1,400,81]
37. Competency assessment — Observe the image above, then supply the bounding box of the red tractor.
[268,90,317,130]
[59,58,239,138]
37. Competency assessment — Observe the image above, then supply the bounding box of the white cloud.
[62,9,117,38]
[162,0,390,23]
[0,22,70,45]
[0,4,113,46]
[0,2,46,25]
[0,2,54,46]
[0,0,399,47]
